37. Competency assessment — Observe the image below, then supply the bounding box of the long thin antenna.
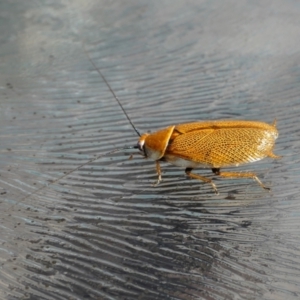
[21,146,134,201]
[16,46,141,202]
[83,45,141,137]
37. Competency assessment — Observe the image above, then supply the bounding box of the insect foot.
[185,168,219,194]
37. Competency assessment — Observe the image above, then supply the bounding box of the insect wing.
[167,122,277,168]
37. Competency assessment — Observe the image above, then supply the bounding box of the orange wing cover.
[166,120,278,168]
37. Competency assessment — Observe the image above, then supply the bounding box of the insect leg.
[212,168,270,191]
[153,161,162,186]
[185,168,218,194]
[267,151,282,159]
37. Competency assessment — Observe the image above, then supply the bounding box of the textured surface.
[1,0,300,299]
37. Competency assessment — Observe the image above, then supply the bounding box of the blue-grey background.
[1,1,300,299]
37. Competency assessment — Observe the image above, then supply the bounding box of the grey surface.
[1,0,300,299]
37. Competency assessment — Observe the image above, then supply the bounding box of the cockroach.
[135,120,280,194]
[85,48,280,194]
[21,48,280,202]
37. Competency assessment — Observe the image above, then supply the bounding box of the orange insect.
[19,49,281,202]
[83,49,280,194]
[135,120,280,194]
[80,47,279,194]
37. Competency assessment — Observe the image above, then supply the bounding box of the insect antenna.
[20,146,135,201]
[83,45,141,137]
[17,45,141,203]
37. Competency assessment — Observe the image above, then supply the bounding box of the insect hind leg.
[185,168,218,194]
[212,168,270,191]
[267,151,281,160]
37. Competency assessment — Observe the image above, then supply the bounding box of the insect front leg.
[153,160,162,186]
[212,168,270,191]
[185,168,219,194]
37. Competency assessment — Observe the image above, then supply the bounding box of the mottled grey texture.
[1,1,300,299]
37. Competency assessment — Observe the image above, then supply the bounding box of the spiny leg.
[212,168,270,191]
[185,168,218,194]
[153,160,162,186]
